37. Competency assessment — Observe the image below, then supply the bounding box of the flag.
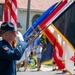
[3,0,17,30]
[37,0,68,70]
[63,41,74,74]
[51,1,75,74]
[42,25,65,70]
[52,1,75,49]
[40,37,54,63]
[23,2,58,40]
[38,0,67,30]
[3,0,18,47]
[37,0,75,71]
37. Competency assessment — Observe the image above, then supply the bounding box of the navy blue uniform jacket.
[0,40,28,75]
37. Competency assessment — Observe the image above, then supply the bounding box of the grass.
[33,56,53,66]
[42,60,53,66]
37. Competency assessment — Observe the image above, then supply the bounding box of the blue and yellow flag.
[40,37,54,63]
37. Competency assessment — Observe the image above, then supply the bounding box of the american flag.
[3,0,17,30]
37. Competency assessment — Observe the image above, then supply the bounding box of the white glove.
[17,31,24,41]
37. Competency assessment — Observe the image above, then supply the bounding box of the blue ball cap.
[0,22,15,32]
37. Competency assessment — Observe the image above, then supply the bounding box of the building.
[0,0,60,34]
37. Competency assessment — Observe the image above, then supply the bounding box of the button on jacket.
[0,40,28,75]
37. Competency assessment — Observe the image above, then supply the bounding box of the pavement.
[18,65,54,72]
[18,65,75,74]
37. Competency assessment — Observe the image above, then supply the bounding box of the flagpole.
[26,0,31,30]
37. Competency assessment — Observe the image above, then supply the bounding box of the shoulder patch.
[18,45,22,48]
[2,45,9,50]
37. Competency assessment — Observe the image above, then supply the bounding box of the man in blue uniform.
[0,22,28,75]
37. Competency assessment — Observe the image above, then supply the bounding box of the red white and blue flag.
[3,0,17,30]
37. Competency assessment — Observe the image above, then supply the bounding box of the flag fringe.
[51,24,75,51]
[65,69,72,75]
